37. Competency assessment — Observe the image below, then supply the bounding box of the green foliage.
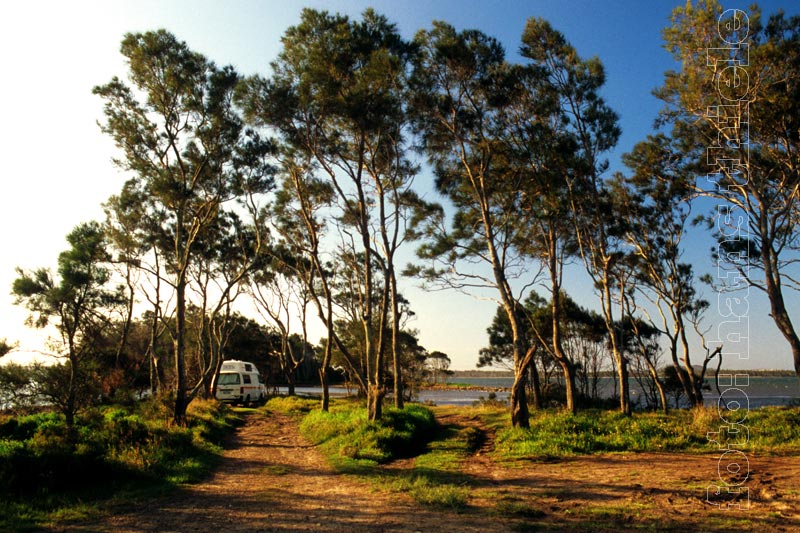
[300,404,436,465]
[0,399,237,529]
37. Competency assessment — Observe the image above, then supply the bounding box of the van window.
[245,364,253,372]
[218,373,240,385]
[243,374,252,384]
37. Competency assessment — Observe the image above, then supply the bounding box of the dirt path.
[63,409,800,532]
[73,411,504,533]
[431,411,800,532]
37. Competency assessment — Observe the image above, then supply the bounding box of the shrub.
[0,399,237,499]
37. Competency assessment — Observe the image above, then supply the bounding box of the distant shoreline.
[448,369,798,378]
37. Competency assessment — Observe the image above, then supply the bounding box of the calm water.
[6,376,795,411]
[277,375,800,408]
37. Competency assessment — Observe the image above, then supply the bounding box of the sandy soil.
[56,409,800,532]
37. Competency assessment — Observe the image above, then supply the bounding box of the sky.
[1,0,797,371]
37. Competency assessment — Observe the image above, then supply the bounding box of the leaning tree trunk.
[510,361,530,429]
[763,245,800,380]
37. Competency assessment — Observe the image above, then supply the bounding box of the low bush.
[0,398,238,501]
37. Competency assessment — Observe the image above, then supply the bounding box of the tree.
[480,291,607,408]
[425,351,452,385]
[95,30,273,424]
[240,9,416,421]
[614,134,717,407]
[267,161,347,411]
[520,18,627,414]
[409,22,547,428]
[657,1,800,378]
[12,222,122,427]
[0,339,16,359]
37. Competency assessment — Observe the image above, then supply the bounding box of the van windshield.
[217,373,240,385]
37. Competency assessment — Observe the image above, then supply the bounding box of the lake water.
[277,375,800,408]
[4,376,796,411]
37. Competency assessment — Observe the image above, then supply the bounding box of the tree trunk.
[390,271,403,409]
[173,273,188,426]
[615,354,631,416]
[559,360,578,414]
[287,371,296,396]
[764,248,800,379]
[510,369,530,428]
[367,384,383,421]
[644,361,668,414]
[529,359,542,409]
[319,367,330,412]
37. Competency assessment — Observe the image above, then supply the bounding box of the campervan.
[213,360,267,405]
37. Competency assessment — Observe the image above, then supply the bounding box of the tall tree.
[95,30,273,424]
[267,159,353,411]
[12,222,123,427]
[409,22,550,427]
[240,9,416,420]
[657,1,800,378]
[614,134,717,407]
[520,18,627,414]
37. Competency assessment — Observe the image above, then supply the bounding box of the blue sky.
[1,0,797,370]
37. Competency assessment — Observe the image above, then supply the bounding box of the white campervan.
[213,360,267,406]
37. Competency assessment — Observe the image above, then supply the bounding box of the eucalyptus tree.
[657,1,800,378]
[94,30,274,424]
[477,292,551,408]
[614,134,716,407]
[409,22,550,427]
[190,208,270,398]
[104,189,170,393]
[503,54,584,414]
[520,19,628,414]
[249,255,312,396]
[12,222,124,427]
[239,9,416,420]
[266,159,363,410]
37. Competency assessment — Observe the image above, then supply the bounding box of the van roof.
[220,360,260,373]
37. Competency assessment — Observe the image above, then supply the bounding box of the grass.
[388,475,469,510]
[299,403,437,464]
[0,397,239,531]
[296,401,472,509]
[263,395,319,416]
[484,405,800,460]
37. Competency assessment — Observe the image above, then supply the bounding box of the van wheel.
[245,394,251,407]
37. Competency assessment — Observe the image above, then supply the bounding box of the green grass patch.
[263,395,319,415]
[488,406,800,459]
[299,402,474,509]
[300,403,437,464]
[391,475,469,510]
[493,497,547,519]
[0,397,239,531]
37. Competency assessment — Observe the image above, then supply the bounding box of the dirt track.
[62,409,800,532]
[74,411,504,532]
